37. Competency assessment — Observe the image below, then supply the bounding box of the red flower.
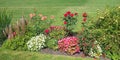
[75,13,78,15]
[64,21,67,24]
[82,12,87,17]
[70,13,74,17]
[64,13,68,17]
[44,29,49,34]
[83,17,87,22]
[66,11,71,15]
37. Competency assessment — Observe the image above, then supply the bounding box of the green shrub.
[2,34,31,51]
[92,7,120,60]
[45,38,58,50]
[0,8,13,46]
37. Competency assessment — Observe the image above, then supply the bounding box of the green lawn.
[0,0,119,20]
[0,48,93,60]
[0,0,119,30]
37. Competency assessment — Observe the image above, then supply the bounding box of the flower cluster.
[63,11,78,30]
[29,13,36,19]
[29,13,54,21]
[58,36,80,55]
[27,34,46,51]
[89,41,102,58]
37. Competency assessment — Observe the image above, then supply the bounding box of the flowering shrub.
[78,12,103,59]
[92,7,120,60]
[27,34,46,51]
[79,12,90,55]
[29,10,53,35]
[58,36,80,55]
[44,26,66,40]
[63,11,78,35]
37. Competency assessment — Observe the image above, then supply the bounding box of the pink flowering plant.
[58,36,80,55]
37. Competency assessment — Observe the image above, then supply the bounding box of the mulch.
[40,48,84,57]
[40,48,110,60]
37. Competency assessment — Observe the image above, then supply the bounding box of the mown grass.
[0,0,119,25]
[0,0,119,19]
[0,0,87,7]
[0,48,93,60]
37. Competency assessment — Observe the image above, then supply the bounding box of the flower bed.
[1,7,119,60]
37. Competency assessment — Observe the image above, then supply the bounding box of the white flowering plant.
[27,34,46,51]
[88,41,102,58]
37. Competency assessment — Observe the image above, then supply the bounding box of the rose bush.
[78,12,102,58]
[29,10,53,35]
[63,11,78,36]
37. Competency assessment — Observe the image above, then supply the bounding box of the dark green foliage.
[0,8,12,46]
[92,7,120,60]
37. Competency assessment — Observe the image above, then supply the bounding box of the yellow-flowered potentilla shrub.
[27,34,46,51]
